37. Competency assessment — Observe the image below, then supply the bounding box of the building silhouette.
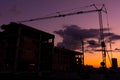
[0,22,119,80]
[0,22,83,73]
[0,22,55,72]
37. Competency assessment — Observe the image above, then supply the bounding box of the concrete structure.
[52,47,77,72]
[0,22,55,72]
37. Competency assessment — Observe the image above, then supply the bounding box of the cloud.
[109,34,120,40]
[54,25,100,50]
[54,25,120,51]
[54,25,99,39]
[114,48,120,52]
[86,40,100,48]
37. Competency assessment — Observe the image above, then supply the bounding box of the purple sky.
[0,0,120,48]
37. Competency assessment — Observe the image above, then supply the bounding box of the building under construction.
[0,22,55,72]
[53,47,83,73]
[0,22,120,80]
[0,22,84,74]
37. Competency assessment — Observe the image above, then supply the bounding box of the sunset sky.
[1,0,120,68]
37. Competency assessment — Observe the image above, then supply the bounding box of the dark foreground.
[0,70,120,80]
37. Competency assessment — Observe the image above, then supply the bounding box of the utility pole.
[81,39,84,66]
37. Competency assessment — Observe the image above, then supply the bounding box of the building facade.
[0,22,55,72]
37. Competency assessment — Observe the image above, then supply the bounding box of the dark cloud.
[109,34,120,40]
[54,25,120,51]
[54,25,99,39]
[115,48,120,50]
[114,48,120,52]
[87,40,100,48]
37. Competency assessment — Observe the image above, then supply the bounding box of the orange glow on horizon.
[55,39,120,68]
[84,51,120,68]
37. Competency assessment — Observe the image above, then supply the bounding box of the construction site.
[0,4,119,80]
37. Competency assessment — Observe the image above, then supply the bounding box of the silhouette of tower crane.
[17,4,108,67]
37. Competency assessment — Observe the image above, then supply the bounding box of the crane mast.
[98,10,107,67]
[17,4,108,67]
